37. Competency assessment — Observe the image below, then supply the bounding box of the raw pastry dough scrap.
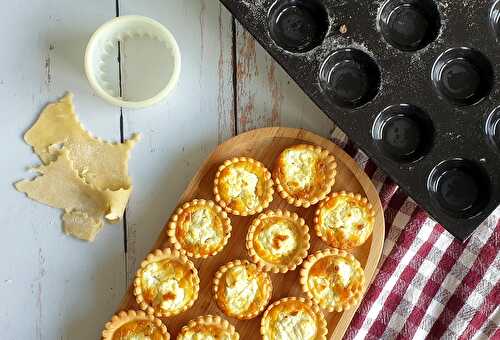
[15,93,140,241]
[24,93,140,191]
[17,150,108,241]
[62,210,102,241]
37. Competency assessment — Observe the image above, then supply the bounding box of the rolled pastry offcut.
[24,92,139,191]
[15,93,140,241]
[15,150,132,241]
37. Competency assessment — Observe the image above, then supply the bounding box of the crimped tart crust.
[102,310,169,340]
[300,249,365,312]
[213,259,272,319]
[214,157,274,216]
[246,209,310,273]
[274,144,337,208]
[168,199,232,258]
[314,191,375,249]
[177,315,239,340]
[133,248,199,318]
[260,297,327,340]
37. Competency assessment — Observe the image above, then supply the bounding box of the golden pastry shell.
[274,144,337,208]
[213,157,274,216]
[167,199,232,259]
[246,209,310,273]
[133,248,200,318]
[314,191,375,249]
[260,297,328,340]
[300,248,365,312]
[102,310,170,340]
[178,314,239,340]
[212,259,273,320]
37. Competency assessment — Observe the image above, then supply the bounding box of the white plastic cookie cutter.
[85,15,181,108]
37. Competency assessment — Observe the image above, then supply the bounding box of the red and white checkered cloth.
[329,128,500,340]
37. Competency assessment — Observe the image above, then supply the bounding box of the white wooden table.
[0,1,334,339]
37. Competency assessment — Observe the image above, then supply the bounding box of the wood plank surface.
[0,1,357,339]
[118,0,235,286]
[118,127,385,339]
[0,1,125,339]
[234,23,334,136]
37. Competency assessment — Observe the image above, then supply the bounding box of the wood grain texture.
[119,127,385,339]
[118,0,235,286]
[0,1,126,339]
[216,6,236,143]
[235,22,334,136]
[0,0,371,338]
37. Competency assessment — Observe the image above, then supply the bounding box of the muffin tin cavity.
[268,0,329,53]
[378,0,441,51]
[428,159,490,219]
[372,104,434,163]
[491,0,500,40]
[319,49,381,109]
[221,0,500,240]
[431,48,494,106]
[486,106,500,151]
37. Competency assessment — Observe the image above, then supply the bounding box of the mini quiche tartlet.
[102,310,169,340]
[134,248,200,318]
[177,315,239,340]
[300,249,365,312]
[214,157,274,216]
[261,297,327,340]
[213,259,273,320]
[167,199,232,258]
[246,210,310,273]
[274,144,337,208]
[314,191,375,249]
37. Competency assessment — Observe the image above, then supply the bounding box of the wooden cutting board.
[117,127,385,339]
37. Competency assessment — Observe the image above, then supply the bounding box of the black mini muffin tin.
[220,0,500,240]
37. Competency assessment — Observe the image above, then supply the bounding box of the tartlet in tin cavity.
[260,297,328,340]
[167,199,232,258]
[246,210,310,273]
[314,191,375,249]
[213,259,273,320]
[102,310,170,340]
[177,315,239,340]
[214,157,274,216]
[300,249,365,312]
[133,248,199,318]
[274,144,337,208]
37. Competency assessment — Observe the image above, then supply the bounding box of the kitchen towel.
[329,128,500,340]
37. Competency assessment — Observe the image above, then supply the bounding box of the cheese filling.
[258,223,298,258]
[283,149,316,190]
[120,334,151,340]
[184,208,220,248]
[157,279,185,310]
[225,167,260,209]
[179,331,229,340]
[178,325,231,340]
[178,332,215,340]
[336,260,353,287]
[112,320,165,340]
[141,261,191,311]
[308,257,353,303]
[224,266,259,314]
[323,199,364,233]
[309,275,336,302]
[274,310,317,340]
